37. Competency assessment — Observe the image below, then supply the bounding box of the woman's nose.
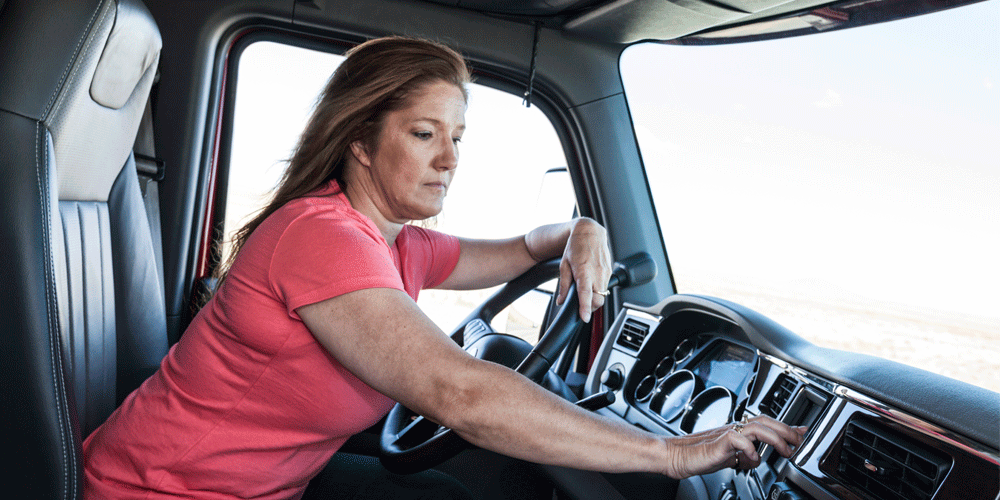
[436,139,459,171]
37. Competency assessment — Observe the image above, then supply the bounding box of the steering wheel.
[379,253,655,474]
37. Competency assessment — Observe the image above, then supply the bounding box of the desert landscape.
[418,274,999,394]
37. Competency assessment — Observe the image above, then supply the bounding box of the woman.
[84,37,805,499]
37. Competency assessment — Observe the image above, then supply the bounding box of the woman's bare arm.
[436,217,612,321]
[297,289,805,478]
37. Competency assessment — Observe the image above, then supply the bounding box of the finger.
[591,290,606,312]
[576,277,594,322]
[727,427,761,462]
[752,417,807,451]
[743,421,796,458]
[600,249,612,282]
[731,449,757,471]
[731,452,741,470]
[557,260,572,305]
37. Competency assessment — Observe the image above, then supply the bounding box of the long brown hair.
[217,36,470,287]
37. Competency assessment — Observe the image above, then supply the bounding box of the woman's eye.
[414,131,432,140]
[452,137,462,145]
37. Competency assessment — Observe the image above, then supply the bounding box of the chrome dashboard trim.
[756,352,1000,465]
[790,393,845,465]
[621,307,661,324]
[758,351,788,371]
[834,386,1000,465]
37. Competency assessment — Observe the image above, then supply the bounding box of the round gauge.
[654,357,674,379]
[634,375,656,403]
[673,339,695,363]
[681,386,735,434]
[650,370,699,422]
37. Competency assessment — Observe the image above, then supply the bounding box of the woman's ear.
[349,140,372,168]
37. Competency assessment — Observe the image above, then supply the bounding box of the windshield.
[621,1,999,392]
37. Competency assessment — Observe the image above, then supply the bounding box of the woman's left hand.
[556,218,612,322]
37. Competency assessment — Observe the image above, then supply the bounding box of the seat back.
[0,0,166,497]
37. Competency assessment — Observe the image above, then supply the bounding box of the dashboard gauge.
[681,386,735,434]
[654,357,674,379]
[651,370,700,422]
[634,375,656,403]
[673,339,695,363]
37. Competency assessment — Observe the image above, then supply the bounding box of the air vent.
[760,374,796,418]
[837,418,950,500]
[616,318,649,351]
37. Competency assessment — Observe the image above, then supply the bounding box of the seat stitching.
[48,3,115,121]
[37,123,73,499]
[60,205,77,422]
[96,204,110,425]
[76,203,89,427]
[42,2,107,118]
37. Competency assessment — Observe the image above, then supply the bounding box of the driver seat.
[0,0,167,497]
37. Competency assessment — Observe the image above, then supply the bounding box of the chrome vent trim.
[616,318,649,351]
[838,418,951,500]
[761,373,796,418]
[836,386,1000,465]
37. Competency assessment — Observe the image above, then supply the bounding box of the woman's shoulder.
[258,191,385,253]
[399,223,456,245]
[267,185,362,231]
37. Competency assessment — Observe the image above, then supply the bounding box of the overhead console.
[583,295,1000,500]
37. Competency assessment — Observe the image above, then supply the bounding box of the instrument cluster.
[629,336,756,435]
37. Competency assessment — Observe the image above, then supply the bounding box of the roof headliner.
[418,0,985,44]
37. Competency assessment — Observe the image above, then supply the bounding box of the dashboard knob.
[601,364,625,390]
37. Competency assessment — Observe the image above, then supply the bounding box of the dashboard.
[583,294,1000,500]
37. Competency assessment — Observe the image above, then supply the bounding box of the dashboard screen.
[690,343,755,391]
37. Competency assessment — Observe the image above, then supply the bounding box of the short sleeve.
[400,225,461,290]
[269,210,404,316]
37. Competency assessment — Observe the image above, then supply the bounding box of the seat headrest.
[90,0,161,110]
[40,0,162,202]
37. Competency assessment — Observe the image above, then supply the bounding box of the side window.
[223,42,344,264]
[226,41,573,343]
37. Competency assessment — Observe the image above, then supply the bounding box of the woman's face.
[352,80,467,223]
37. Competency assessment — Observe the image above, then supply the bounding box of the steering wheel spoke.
[392,414,444,449]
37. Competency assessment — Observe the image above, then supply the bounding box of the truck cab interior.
[2,0,997,499]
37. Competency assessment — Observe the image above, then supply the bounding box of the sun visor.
[90,0,161,109]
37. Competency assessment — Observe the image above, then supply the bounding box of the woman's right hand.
[664,416,808,479]
[556,217,611,323]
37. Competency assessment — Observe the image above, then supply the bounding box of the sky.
[622,0,999,322]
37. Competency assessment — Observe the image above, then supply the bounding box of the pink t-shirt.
[83,181,461,500]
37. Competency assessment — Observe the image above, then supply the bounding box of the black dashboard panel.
[584,294,1000,500]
